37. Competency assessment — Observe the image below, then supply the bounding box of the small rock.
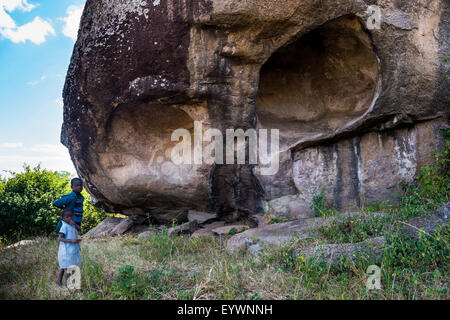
[249,243,262,255]
[187,210,217,224]
[137,231,153,239]
[191,221,226,238]
[168,220,198,236]
[212,225,248,235]
[436,202,449,220]
[401,202,449,239]
[127,224,150,236]
[202,221,226,229]
[244,237,255,245]
[6,240,37,249]
[191,229,215,238]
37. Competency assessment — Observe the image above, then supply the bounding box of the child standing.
[56,209,82,286]
[53,178,84,232]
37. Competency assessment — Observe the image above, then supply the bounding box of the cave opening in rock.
[256,15,380,146]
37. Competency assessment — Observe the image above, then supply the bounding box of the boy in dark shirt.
[53,178,85,232]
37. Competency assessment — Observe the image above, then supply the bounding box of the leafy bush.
[0,164,112,243]
[0,165,70,241]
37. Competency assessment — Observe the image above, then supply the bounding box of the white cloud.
[0,1,55,44]
[59,4,84,41]
[0,0,35,12]
[27,143,67,154]
[1,16,55,44]
[0,154,75,176]
[0,4,15,28]
[0,142,76,176]
[0,142,23,148]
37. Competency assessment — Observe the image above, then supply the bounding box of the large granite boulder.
[62,0,448,219]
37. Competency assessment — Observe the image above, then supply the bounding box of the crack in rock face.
[63,0,448,220]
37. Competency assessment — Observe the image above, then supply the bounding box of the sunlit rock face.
[62,0,448,218]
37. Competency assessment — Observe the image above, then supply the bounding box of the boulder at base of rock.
[292,237,386,266]
[226,211,386,253]
[401,203,449,239]
[191,221,226,238]
[168,221,198,236]
[187,210,217,225]
[137,230,154,239]
[267,194,311,219]
[151,209,188,226]
[226,218,327,253]
[82,217,124,239]
[212,225,249,236]
[110,215,146,236]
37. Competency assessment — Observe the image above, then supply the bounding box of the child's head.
[61,209,74,224]
[71,178,83,194]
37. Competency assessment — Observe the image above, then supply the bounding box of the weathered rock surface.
[187,210,217,225]
[110,215,146,236]
[168,220,198,236]
[249,244,263,255]
[266,195,311,219]
[151,209,188,225]
[5,240,38,249]
[226,211,383,253]
[191,221,226,238]
[63,0,449,219]
[83,217,124,238]
[226,218,325,253]
[401,202,449,239]
[292,236,386,265]
[83,215,150,238]
[212,225,248,236]
[137,230,154,239]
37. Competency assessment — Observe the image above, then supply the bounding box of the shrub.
[0,165,70,241]
[0,164,112,242]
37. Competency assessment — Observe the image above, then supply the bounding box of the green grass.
[0,207,448,300]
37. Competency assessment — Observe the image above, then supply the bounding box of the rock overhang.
[62,0,449,217]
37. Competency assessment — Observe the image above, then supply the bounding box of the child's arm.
[58,232,81,243]
[53,195,69,209]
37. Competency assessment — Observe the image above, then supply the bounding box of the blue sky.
[0,0,86,176]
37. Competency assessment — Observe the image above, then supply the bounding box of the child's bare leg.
[56,269,65,286]
[63,269,71,283]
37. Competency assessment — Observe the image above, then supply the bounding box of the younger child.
[56,209,82,286]
[53,178,84,232]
